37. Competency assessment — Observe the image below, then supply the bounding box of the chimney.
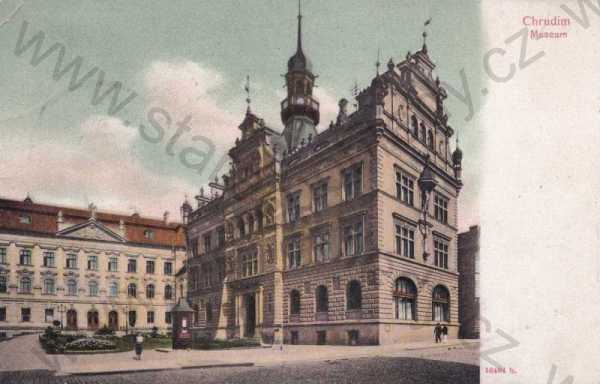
[163,211,170,225]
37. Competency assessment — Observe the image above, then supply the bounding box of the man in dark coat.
[434,323,442,343]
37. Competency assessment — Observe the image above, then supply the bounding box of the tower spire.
[376,47,381,76]
[244,74,251,114]
[297,0,303,53]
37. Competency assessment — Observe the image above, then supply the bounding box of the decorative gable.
[57,220,126,242]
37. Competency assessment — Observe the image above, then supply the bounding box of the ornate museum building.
[183,8,464,345]
[0,197,186,336]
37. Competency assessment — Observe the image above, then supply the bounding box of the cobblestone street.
[0,343,479,384]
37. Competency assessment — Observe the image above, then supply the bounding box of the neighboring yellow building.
[184,8,464,345]
[0,197,186,336]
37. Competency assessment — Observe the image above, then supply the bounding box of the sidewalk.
[54,339,479,376]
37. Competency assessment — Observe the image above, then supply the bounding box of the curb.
[181,362,254,369]
[60,362,255,377]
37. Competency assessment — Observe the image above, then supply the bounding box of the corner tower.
[281,1,319,150]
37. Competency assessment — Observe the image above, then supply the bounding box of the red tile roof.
[0,198,186,248]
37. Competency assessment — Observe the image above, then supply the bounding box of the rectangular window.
[147,311,154,324]
[165,311,172,324]
[87,255,98,271]
[43,251,55,267]
[203,233,212,253]
[313,232,330,263]
[240,252,258,278]
[127,259,137,273]
[434,194,449,224]
[287,193,300,223]
[66,253,77,269]
[146,260,155,274]
[108,257,118,272]
[343,163,362,201]
[434,238,449,269]
[396,170,415,206]
[287,238,301,269]
[312,183,328,212]
[0,308,5,322]
[202,263,212,287]
[217,227,225,247]
[44,308,54,323]
[19,249,32,265]
[344,222,364,257]
[164,262,173,275]
[395,222,415,259]
[43,279,55,295]
[0,248,6,264]
[21,308,31,322]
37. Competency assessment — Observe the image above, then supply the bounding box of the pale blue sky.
[0,0,482,229]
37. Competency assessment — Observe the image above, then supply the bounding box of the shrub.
[95,325,114,336]
[151,326,159,338]
[44,326,58,340]
[65,337,116,351]
[52,320,61,327]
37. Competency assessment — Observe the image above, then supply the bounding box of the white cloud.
[143,60,239,151]
[0,115,195,219]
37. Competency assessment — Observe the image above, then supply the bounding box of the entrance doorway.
[66,309,77,330]
[87,310,99,330]
[108,311,118,331]
[243,293,256,338]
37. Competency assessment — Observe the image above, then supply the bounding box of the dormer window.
[19,214,31,224]
[143,229,154,240]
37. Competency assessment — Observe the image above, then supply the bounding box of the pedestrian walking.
[442,325,448,343]
[434,323,442,343]
[134,333,144,360]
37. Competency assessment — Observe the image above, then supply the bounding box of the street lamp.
[57,304,66,330]
[122,304,130,335]
[418,156,437,261]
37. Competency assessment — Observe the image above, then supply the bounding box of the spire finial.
[376,47,381,76]
[244,75,251,113]
[456,129,460,149]
[422,18,432,52]
[297,0,303,52]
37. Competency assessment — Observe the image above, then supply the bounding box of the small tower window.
[427,131,434,149]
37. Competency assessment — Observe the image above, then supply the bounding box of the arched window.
[394,278,417,320]
[87,310,99,329]
[432,285,450,322]
[165,284,173,300]
[88,281,99,297]
[427,131,434,149]
[265,205,275,226]
[43,278,55,295]
[420,123,426,142]
[146,284,155,299]
[109,281,118,297]
[0,276,6,293]
[19,277,32,294]
[238,217,246,237]
[290,289,301,315]
[247,214,254,234]
[128,283,137,298]
[346,280,362,310]
[316,285,328,313]
[411,115,418,136]
[67,280,78,296]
